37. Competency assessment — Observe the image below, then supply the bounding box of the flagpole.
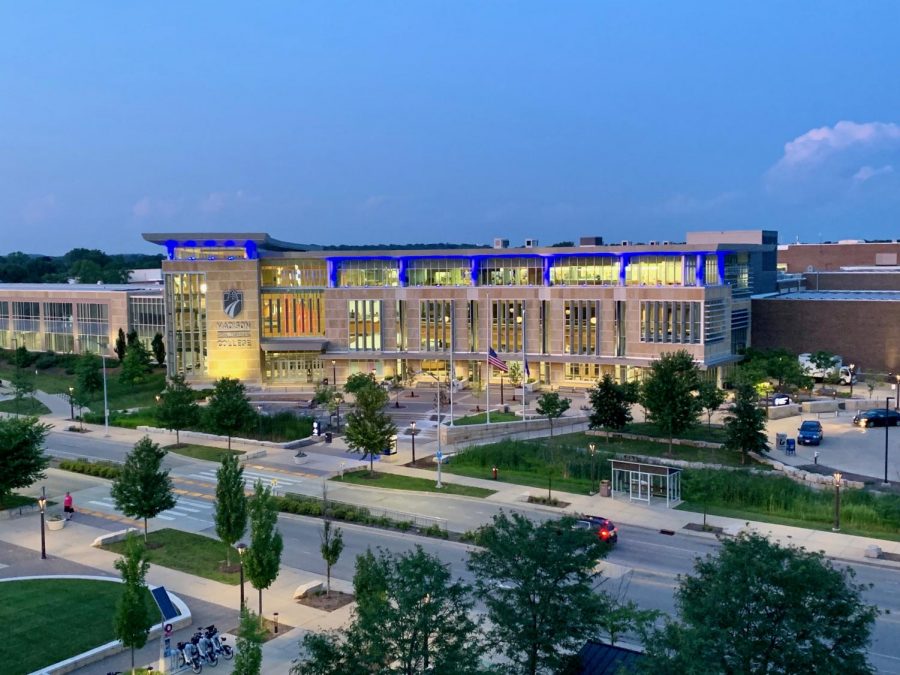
[522,309,527,422]
[485,301,490,425]
[449,300,454,426]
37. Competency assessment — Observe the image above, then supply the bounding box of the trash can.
[786,438,796,456]
[776,433,787,452]
[599,480,611,498]
[324,432,333,443]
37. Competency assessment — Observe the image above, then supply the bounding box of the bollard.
[492,466,498,480]
[274,611,279,634]
[814,451,819,465]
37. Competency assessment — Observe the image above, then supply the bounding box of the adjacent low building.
[142,230,777,389]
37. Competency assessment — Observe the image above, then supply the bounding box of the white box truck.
[798,353,855,384]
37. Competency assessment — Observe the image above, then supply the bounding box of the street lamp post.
[38,488,47,559]
[332,360,337,387]
[410,421,417,464]
[885,396,895,486]
[832,472,842,532]
[589,443,597,495]
[237,542,247,610]
[848,364,856,399]
[101,350,110,437]
[421,371,444,488]
[895,376,900,410]
[68,387,75,420]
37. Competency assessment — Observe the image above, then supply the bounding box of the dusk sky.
[2,2,899,255]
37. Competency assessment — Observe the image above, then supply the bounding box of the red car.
[574,516,618,544]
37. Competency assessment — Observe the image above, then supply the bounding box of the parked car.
[758,393,792,407]
[797,420,823,446]
[853,409,900,428]
[574,516,618,544]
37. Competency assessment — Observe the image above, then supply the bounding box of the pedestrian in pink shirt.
[63,491,74,520]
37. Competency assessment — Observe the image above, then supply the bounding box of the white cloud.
[132,196,182,219]
[773,121,900,171]
[199,189,253,215]
[21,194,57,223]
[852,164,894,184]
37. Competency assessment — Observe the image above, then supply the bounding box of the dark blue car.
[797,420,823,446]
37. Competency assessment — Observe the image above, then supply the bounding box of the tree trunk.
[176,429,180,445]
[131,645,135,671]
[225,543,231,568]
[326,565,331,596]
[144,517,148,542]
[668,435,673,457]
[369,453,374,476]
[228,434,232,450]
[259,587,263,622]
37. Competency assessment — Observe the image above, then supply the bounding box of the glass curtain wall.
[165,273,207,374]
[478,257,543,286]
[0,301,9,349]
[43,302,74,353]
[260,261,328,287]
[420,300,453,351]
[338,260,399,287]
[129,296,165,351]
[564,301,599,354]
[261,291,325,337]
[76,303,110,354]
[551,256,619,285]
[491,300,525,352]
[407,259,471,286]
[12,301,41,350]
[348,300,382,350]
[639,301,701,344]
[626,256,684,286]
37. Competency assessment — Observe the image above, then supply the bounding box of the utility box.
[776,433,787,451]
[600,480,611,498]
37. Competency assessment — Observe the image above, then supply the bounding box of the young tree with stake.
[215,453,248,568]
[344,381,397,475]
[113,534,153,672]
[110,436,177,541]
[156,374,200,446]
[244,480,284,620]
[535,391,570,437]
[641,350,702,455]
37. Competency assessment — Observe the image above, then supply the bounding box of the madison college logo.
[223,289,244,318]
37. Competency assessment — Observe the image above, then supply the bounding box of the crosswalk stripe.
[156,514,175,521]
[170,504,201,513]
[176,498,212,509]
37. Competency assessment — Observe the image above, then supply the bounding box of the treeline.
[0,248,163,284]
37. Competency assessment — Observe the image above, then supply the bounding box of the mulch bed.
[226,617,295,643]
[527,496,571,508]
[405,458,438,469]
[296,590,355,612]
[684,522,724,534]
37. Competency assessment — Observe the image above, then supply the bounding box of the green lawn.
[0,397,51,415]
[165,443,245,462]
[623,422,729,444]
[441,463,594,495]
[0,494,38,510]
[332,470,496,497]
[677,501,900,542]
[453,411,521,425]
[102,528,240,584]
[0,578,156,675]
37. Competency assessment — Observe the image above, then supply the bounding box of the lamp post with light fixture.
[832,472,842,532]
[332,360,337,387]
[885,396,895,486]
[589,443,597,495]
[237,542,247,609]
[410,421,417,464]
[38,488,47,559]
[848,363,856,399]
[68,387,75,421]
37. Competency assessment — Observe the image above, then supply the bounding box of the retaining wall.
[441,415,589,446]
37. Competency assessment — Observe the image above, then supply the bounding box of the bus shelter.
[609,460,682,508]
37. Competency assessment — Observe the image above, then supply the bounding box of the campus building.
[142,230,777,389]
[0,284,164,355]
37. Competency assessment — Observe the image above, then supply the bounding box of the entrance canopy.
[609,459,682,508]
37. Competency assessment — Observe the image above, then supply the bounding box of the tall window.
[165,273,207,374]
[407,259,471,286]
[12,301,41,350]
[348,300,382,351]
[0,301,9,349]
[467,301,479,352]
[565,362,600,382]
[129,296,165,351]
[540,300,549,354]
[639,301,701,344]
[396,301,408,351]
[491,300,525,352]
[704,299,727,344]
[43,302,74,353]
[262,291,325,337]
[725,253,751,297]
[76,302,110,354]
[551,256,619,285]
[478,257,543,286]
[261,261,328,287]
[615,301,626,357]
[684,256,698,286]
[337,260,399,287]
[731,308,749,353]
[564,301,599,354]
[705,256,720,286]
[626,255,684,286]
[420,301,453,351]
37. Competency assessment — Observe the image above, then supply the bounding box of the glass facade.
[565,362,601,382]
[626,255,684,286]
[174,246,248,261]
[260,261,327,288]
[129,296,166,352]
[639,301,701,344]
[165,273,207,374]
[261,291,325,337]
[564,301,599,354]
[551,256,619,285]
[491,300,525,352]
[338,259,399,287]
[0,301,8,349]
[396,300,408,351]
[478,257,543,286]
[407,258,471,286]
[725,253,751,297]
[467,301,479,352]
[12,301,41,350]
[43,302,74,353]
[77,302,110,354]
[419,300,453,351]
[264,352,323,383]
[348,300,382,350]
[705,256,720,286]
[704,299,727,344]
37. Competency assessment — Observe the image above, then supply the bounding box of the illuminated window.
[338,260,399,287]
[491,300,525,352]
[639,301,701,344]
[261,261,328,287]
[564,301,599,355]
[551,256,619,285]
[165,273,207,374]
[626,255,684,286]
[77,303,110,354]
[407,258,471,286]
[478,257,543,286]
[129,296,165,352]
[420,301,453,351]
[348,300,382,350]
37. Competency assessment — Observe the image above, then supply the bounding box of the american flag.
[488,348,509,372]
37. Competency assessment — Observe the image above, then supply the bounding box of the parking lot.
[766,407,900,481]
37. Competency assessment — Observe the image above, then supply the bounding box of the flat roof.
[0,283,162,293]
[763,291,900,302]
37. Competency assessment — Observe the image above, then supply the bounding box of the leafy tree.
[588,374,635,441]
[535,391,571,437]
[119,339,152,384]
[244,480,284,619]
[765,348,812,391]
[344,381,397,475]
[641,533,879,674]
[467,512,617,675]
[724,384,769,464]
[113,534,153,672]
[810,349,838,374]
[75,353,103,398]
[343,371,377,396]
[114,327,128,361]
[150,332,166,366]
[0,416,50,507]
[215,453,248,568]
[508,361,523,400]
[72,387,92,430]
[641,350,702,455]
[685,469,717,529]
[320,519,344,597]
[696,381,727,431]
[294,546,485,675]
[10,368,35,417]
[313,383,337,406]
[13,344,33,368]
[126,329,140,347]
[234,606,265,675]
[110,436,177,541]
[206,377,255,449]
[156,374,200,445]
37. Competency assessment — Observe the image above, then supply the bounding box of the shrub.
[59,459,123,480]
[34,352,58,369]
